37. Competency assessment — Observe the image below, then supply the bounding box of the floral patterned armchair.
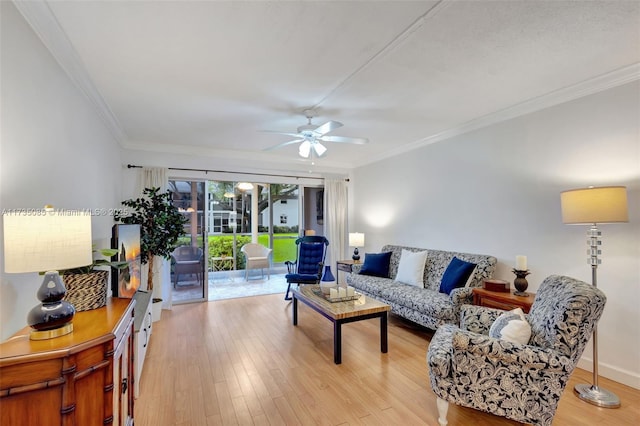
[427,275,606,425]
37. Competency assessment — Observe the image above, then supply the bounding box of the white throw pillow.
[489,307,531,345]
[395,249,428,287]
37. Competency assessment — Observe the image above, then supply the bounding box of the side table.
[472,287,536,313]
[336,259,358,285]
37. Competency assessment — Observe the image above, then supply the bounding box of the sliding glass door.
[207,181,303,280]
[169,177,322,302]
[267,184,300,269]
[169,180,207,303]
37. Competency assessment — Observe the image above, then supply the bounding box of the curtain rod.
[126,164,349,182]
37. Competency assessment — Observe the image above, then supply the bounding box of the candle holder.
[512,269,530,296]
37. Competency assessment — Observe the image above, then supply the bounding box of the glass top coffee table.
[291,285,391,364]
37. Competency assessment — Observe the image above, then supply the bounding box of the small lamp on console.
[349,232,365,263]
[561,185,628,408]
[3,207,92,340]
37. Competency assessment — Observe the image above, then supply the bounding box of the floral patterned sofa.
[346,245,497,330]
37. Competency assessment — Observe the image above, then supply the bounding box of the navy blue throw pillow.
[359,252,392,278]
[439,256,477,295]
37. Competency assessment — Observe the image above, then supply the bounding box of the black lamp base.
[352,248,360,263]
[27,271,75,340]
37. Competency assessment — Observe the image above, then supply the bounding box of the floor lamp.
[560,186,628,408]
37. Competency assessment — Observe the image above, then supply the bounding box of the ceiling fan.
[263,110,369,158]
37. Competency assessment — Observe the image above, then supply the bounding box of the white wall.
[0,2,123,340]
[351,81,640,388]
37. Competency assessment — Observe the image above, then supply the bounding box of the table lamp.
[3,208,92,340]
[349,232,365,263]
[561,186,628,408]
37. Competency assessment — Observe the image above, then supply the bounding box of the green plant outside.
[259,234,298,263]
[177,233,299,270]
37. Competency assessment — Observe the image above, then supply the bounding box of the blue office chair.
[284,236,329,300]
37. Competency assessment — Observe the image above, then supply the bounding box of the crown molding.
[13,0,127,145]
[355,63,640,168]
[123,140,354,174]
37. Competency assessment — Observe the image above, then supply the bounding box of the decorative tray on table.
[313,288,362,303]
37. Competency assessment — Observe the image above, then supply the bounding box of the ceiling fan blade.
[264,139,304,151]
[259,130,303,138]
[313,120,343,136]
[320,135,369,145]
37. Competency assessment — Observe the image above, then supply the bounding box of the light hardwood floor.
[136,293,639,425]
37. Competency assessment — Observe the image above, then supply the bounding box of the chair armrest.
[449,287,474,306]
[452,329,573,373]
[285,260,297,273]
[316,262,324,280]
[427,324,457,378]
[459,304,505,334]
[351,263,363,274]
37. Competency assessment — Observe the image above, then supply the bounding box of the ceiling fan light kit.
[264,109,368,159]
[298,140,327,159]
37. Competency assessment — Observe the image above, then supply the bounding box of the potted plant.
[114,187,187,316]
[60,247,129,311]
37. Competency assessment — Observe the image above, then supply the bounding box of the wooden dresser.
[0,297,135,426]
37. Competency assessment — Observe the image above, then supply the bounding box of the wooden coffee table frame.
[291,285,390,364]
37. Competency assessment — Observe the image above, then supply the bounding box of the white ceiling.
[18,0,640,173]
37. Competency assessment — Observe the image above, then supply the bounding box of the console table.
[0,298,135,426]
[472,287,536,313]
[336,259,357,285]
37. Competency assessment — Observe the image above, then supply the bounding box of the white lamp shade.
[349,232,365,247]
[298,141,311,158]
[3,210,92,273]
[313,142,327,157]
[561,186,628,224]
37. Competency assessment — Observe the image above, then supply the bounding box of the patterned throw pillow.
[489,307,531,345]
[395,249,428,287]
[359,252,392,278]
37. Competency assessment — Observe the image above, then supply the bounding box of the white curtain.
[137,167,168,194]
[325,179,348,271]
[138,167,172,310]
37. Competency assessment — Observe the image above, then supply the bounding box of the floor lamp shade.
[561,186,628,224]
[3,209,92,339]
[560,186,627,408]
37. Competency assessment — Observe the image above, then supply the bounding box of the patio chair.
[241,243,273,281]
[284,235,329,300]
[427,275,607,426]
[171,245,204,287]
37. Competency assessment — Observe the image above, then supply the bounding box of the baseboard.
[576,358,640,390]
